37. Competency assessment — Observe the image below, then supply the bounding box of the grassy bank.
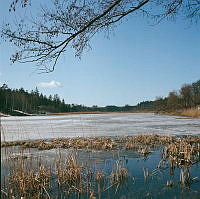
[180,108,200,118]
[47,110,152,116]
[155,108,200,118]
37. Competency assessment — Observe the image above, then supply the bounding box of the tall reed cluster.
[1,150,129,199]
[2,157,52,198]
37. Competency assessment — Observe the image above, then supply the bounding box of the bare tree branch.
[1,0,200,72]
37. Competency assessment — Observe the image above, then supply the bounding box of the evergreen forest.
[0,79,199,115]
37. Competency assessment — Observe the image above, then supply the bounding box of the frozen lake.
[1,113,200,142]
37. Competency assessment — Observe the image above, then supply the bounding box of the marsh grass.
[1,134,200,198]
[163,137,200,166]
[1,137,119,150]
[55,151,83,193]
[1,134,174,151]
[110,160,128,184]
[2,154,52,198]
[181,108,200,118]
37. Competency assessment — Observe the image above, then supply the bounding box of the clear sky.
[0,1,200,107]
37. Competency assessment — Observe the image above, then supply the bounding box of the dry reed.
[2,134,200,198]
[3,158,51,198]
[181,108,200,118]
[110,160,128,184]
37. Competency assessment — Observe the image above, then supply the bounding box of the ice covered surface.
[1,113,200,142]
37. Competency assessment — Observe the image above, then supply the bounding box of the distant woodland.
[137,79,200,112]
[0,79,200,115]
[0,84,137,115]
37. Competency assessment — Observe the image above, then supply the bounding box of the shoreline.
[0,110,152,117]
[47,110,152,116]
[0,112,10,117]
[155,108,200,118]
[1,109,199,118]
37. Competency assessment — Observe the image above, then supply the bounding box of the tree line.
[0,79,199,115]
[137,79,200,111]
[0,84,136,115]
[0,84,66,114]
[2,0,199,72]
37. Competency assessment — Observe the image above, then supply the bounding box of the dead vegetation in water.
[2,159,52,198]
[162,137,200,166]
[2,135,200,162]
[1,149,132,199]
[1,137,119,150]
[56,152,82,190]
[125,134,174,149]
[110,160,128,184]
[2,151,90,198]
[157,136,200,187]
[1,134,200,198]
[1,134,173,150]
[124,134,174,155]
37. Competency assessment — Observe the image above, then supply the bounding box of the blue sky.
[0,1,200,106]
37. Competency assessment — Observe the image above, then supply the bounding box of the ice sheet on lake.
[1,113,200,142]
